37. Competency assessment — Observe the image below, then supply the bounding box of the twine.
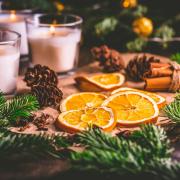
[169,62,180,92]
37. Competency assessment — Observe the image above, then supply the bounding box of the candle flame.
[50,25,56,35]
[10,10,16,20]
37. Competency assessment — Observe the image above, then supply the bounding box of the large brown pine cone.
[91,45,124,72]
[24,64,58,87]
[126,55,160,81]
[32,84,63,109]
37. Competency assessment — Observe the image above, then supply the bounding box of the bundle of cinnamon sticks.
[144,62,180,92]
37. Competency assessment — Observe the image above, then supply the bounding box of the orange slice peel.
[75,73,125,92]
[56,107,116,133]
[111,87,166,109]
[102,91,159,127]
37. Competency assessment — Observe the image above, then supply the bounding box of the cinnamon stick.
[144,77,172,91]
[150,62,171,69]
[144,62,173,78]
[150,68,173,77]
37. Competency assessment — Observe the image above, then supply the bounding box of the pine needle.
[164,96,180,123]
[0,128,70,158]
[171,53,180,64]
[0,94,39,126]
[70,125,180,179]
[0,92,6,108]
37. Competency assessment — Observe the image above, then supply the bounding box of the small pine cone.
[126,55,160,81]
[91,45,124,72]
[32,85,63,109]
[24,64,58,87]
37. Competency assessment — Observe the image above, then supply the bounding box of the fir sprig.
[164,95,180,123]
[70,125,180,179]
[171,53,180,64]
[0,93,39,127]
[0,128,70,158]
[0,92,6,107]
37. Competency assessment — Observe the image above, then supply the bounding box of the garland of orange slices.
[56,73,166,133]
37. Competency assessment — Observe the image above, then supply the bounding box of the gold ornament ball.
[121,0,137,8]
[55,2,65,11]
[132,17,153,37]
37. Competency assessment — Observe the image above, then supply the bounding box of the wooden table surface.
[0,52,180,180]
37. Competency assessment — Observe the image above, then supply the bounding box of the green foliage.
[0,93,39,127]
[126,37,147,52]
[95,17,118,39]
[164,95,180,123]
[154,25,175,48]
[171,53,180,64]
[0,92,6,107]
[132,5,148,18]
[0,128,70,158]
[70,125,180,179]
[0,123,179,178]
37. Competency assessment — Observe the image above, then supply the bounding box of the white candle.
[28,26,81,72]
[0,11,28,55]
[0,45,20,94]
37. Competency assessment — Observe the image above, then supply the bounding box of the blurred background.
[1,0,180,56]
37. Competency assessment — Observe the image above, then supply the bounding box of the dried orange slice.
[75,73,125,92]
[60,92,107,112]
[111,87,166,109]
[102,91,159,127]
[56,107,116,133]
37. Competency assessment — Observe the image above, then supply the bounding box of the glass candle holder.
[26,14,83,73]
[0,10,32,56]
[0,30,21,94]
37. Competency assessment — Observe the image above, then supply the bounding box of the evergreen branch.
[94,17,118,38]
[126,37,147,52]
[164,97,180,123]
[130,125,172,158]
[70,125,180,179]
[0,94,39,126]
[171,53,180,64]
[0,92,6,108]
[0,128,70,158]
[154,25,175,48]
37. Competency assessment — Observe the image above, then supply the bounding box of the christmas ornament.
[133,17,153,37]
[121,0,137,9]
[91,45,124,72]
[126,55,159,81]
[32,84,63,109]
[55,1,65,11]
[24,64,58,87]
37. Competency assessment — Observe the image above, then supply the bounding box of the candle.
[0,11,28,56]
[27,14,83,73]
[0,45,20,94]
[28,26,81,72]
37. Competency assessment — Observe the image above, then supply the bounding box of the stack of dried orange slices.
[56,92,116,133]
[56,74,166,133]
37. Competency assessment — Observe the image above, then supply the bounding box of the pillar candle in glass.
[26,14,83,73]
[0,10,31,56]
[0,30,21,94]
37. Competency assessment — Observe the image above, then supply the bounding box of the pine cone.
[91,45,124,72]
[126,55,160,81]
[32,85,63,109]
[24,64,58,87]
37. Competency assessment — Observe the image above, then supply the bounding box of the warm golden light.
[10,10,16,20]
[50,25,56,35]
